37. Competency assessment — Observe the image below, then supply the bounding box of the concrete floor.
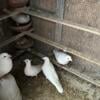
[12,53,100,100]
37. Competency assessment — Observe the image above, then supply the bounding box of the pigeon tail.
[54,80,64,94]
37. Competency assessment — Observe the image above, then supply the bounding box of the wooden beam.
[0,7,27,21]
[23,9,100,36]
[55,0,65,42]
[0,32,25,48]
[25,32,100,67]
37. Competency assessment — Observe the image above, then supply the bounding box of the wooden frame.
[23,8,100,36]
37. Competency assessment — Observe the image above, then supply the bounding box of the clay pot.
[15,37,34,49]
[10,21,32,33]
[8,0,29,9]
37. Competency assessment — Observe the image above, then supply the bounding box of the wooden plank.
[25,32,100,67]
[53,59,100,87]
[0,27,33,48]
[0,7,27,21]
[30,0,56,13]
[23,9,100,36]
[0,31,27,48]
[27,49,100,87]
[0,12,18,21]
[55,0,65,42]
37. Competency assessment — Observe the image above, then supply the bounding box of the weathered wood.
[25,32,100,66]
[29,0,57,54]
[55,0,65,42]
[0,31,27,49]
[27,49,100,87]
[23,9,100,36]
[0,7,26,21]
[52,59,100,87]
[30,0,56,13]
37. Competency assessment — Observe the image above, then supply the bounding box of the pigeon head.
[24,59,31,64]
[42,57,49,61]
[42,57,48,60]
[67,55,72,62]
[0,53,11,59]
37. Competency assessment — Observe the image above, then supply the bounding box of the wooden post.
[55,0,65,42]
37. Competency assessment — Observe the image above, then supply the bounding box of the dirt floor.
[11,52,100,100]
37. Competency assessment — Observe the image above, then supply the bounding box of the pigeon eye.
[3,56,6,58]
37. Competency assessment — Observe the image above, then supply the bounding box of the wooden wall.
[62,0,100,60]
[30,0,100,72]
[30,0,64,55]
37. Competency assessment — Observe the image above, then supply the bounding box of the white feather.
[53,49,72,65]
[0,53,13,78]
[42,57,63,94]
[24,59,42,77]
[0,74,22,100]
[11,14,31,24]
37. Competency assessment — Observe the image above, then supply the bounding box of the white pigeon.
[0,74,22,100]
[53,49,72,65]
[11,14,31,24]
[24,59,42,77]
[0,53,13,78]
[42,57,64,94]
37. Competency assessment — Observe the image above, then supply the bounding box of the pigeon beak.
[70,60,72,62]
[70,58,72,62]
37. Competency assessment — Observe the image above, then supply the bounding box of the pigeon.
[42,57,63,94]
[53,49,72,65]
[0,53,13,78]
[0,74,22,100]
[11,14,31,24]
[24,59,42,77]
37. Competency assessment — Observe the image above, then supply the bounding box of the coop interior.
[1,0,100,100]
